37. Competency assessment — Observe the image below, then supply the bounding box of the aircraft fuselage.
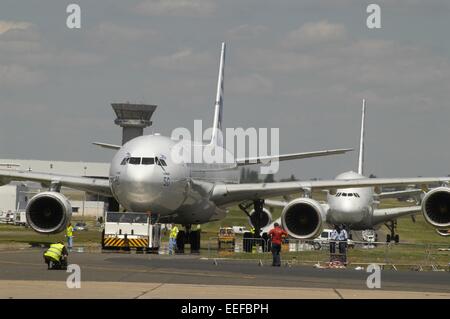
[326,171,377,229]
[109,134,239,224]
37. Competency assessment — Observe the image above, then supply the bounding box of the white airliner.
[0,43,449,245]
[265,100,450,242]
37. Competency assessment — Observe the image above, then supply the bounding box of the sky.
[0,0,450,180]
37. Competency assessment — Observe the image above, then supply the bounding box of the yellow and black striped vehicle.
[102,212,161,253]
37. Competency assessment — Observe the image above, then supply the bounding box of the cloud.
[133,0,216,17]
[149,48,215,71]
[90,22,158,42]
[0,64,45,87]
[226,24,268,39]
[0,20,40,55]
[236,48,336,73]
[283,20,347,48]
[228,73,273,95]
[0,22,45,87]
[0,21,32,35]
[231,19,450,115]
[0,20,103,88]
[331,39,450,91]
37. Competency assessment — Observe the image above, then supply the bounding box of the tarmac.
[0,248,449,299]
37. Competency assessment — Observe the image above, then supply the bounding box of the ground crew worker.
[330,225,339,254]
[248,226,257,253]
[66,223,73,252]
[338,224,349,263]
[43,241,68,269]
[169,224,179,255]
[268,223,288,267]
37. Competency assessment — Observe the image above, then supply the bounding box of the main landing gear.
[239,199,269,253]
[385,220,400,243]
[176,224,201,254]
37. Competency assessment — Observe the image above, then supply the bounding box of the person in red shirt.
[268,223,288,267]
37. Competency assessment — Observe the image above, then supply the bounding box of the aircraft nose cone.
[112,161,187,214]
[119,166,160,209]
[124,166,151,184]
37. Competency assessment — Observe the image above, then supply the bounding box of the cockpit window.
[354,193,360,198]
[128,157,141,165]
[342,193,347,197]
[142,157,155,165]
[122,156,166,166]
[347,193,353,197]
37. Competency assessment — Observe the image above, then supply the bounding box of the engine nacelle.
[26,192,72,234]
[436,229,450,237]
[421,187,450,228]
[281,198,325,239]
[248,208,273,229]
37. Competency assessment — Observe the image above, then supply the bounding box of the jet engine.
[26,192,72,234]
[421,187,450,228]
[436,229,450,237]
[281,198,325,239]
[248,208,273,229]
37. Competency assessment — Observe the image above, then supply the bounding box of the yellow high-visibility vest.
[170,226,179,239]
[44,243,64,262]
[66,226,73,237]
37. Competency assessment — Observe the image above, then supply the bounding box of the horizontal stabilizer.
[236,148,353,166]
[92,142,121,150]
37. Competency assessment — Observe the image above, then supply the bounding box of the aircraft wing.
[235,148,353,166]
[372,206,421,224]
[264,199,288,208]
[92,142,121,150]
[210,177,450,207]
[377,189,423,199]
[0,169,112,196]
[262,198,421,227]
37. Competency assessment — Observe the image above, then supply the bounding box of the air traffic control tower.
[111,103,157,145]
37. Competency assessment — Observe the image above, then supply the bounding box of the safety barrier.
[204,236,450,271]
[207,236,268,258]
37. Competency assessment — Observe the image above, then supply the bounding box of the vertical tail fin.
[357,99,366,175]
[210,42,226,146]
